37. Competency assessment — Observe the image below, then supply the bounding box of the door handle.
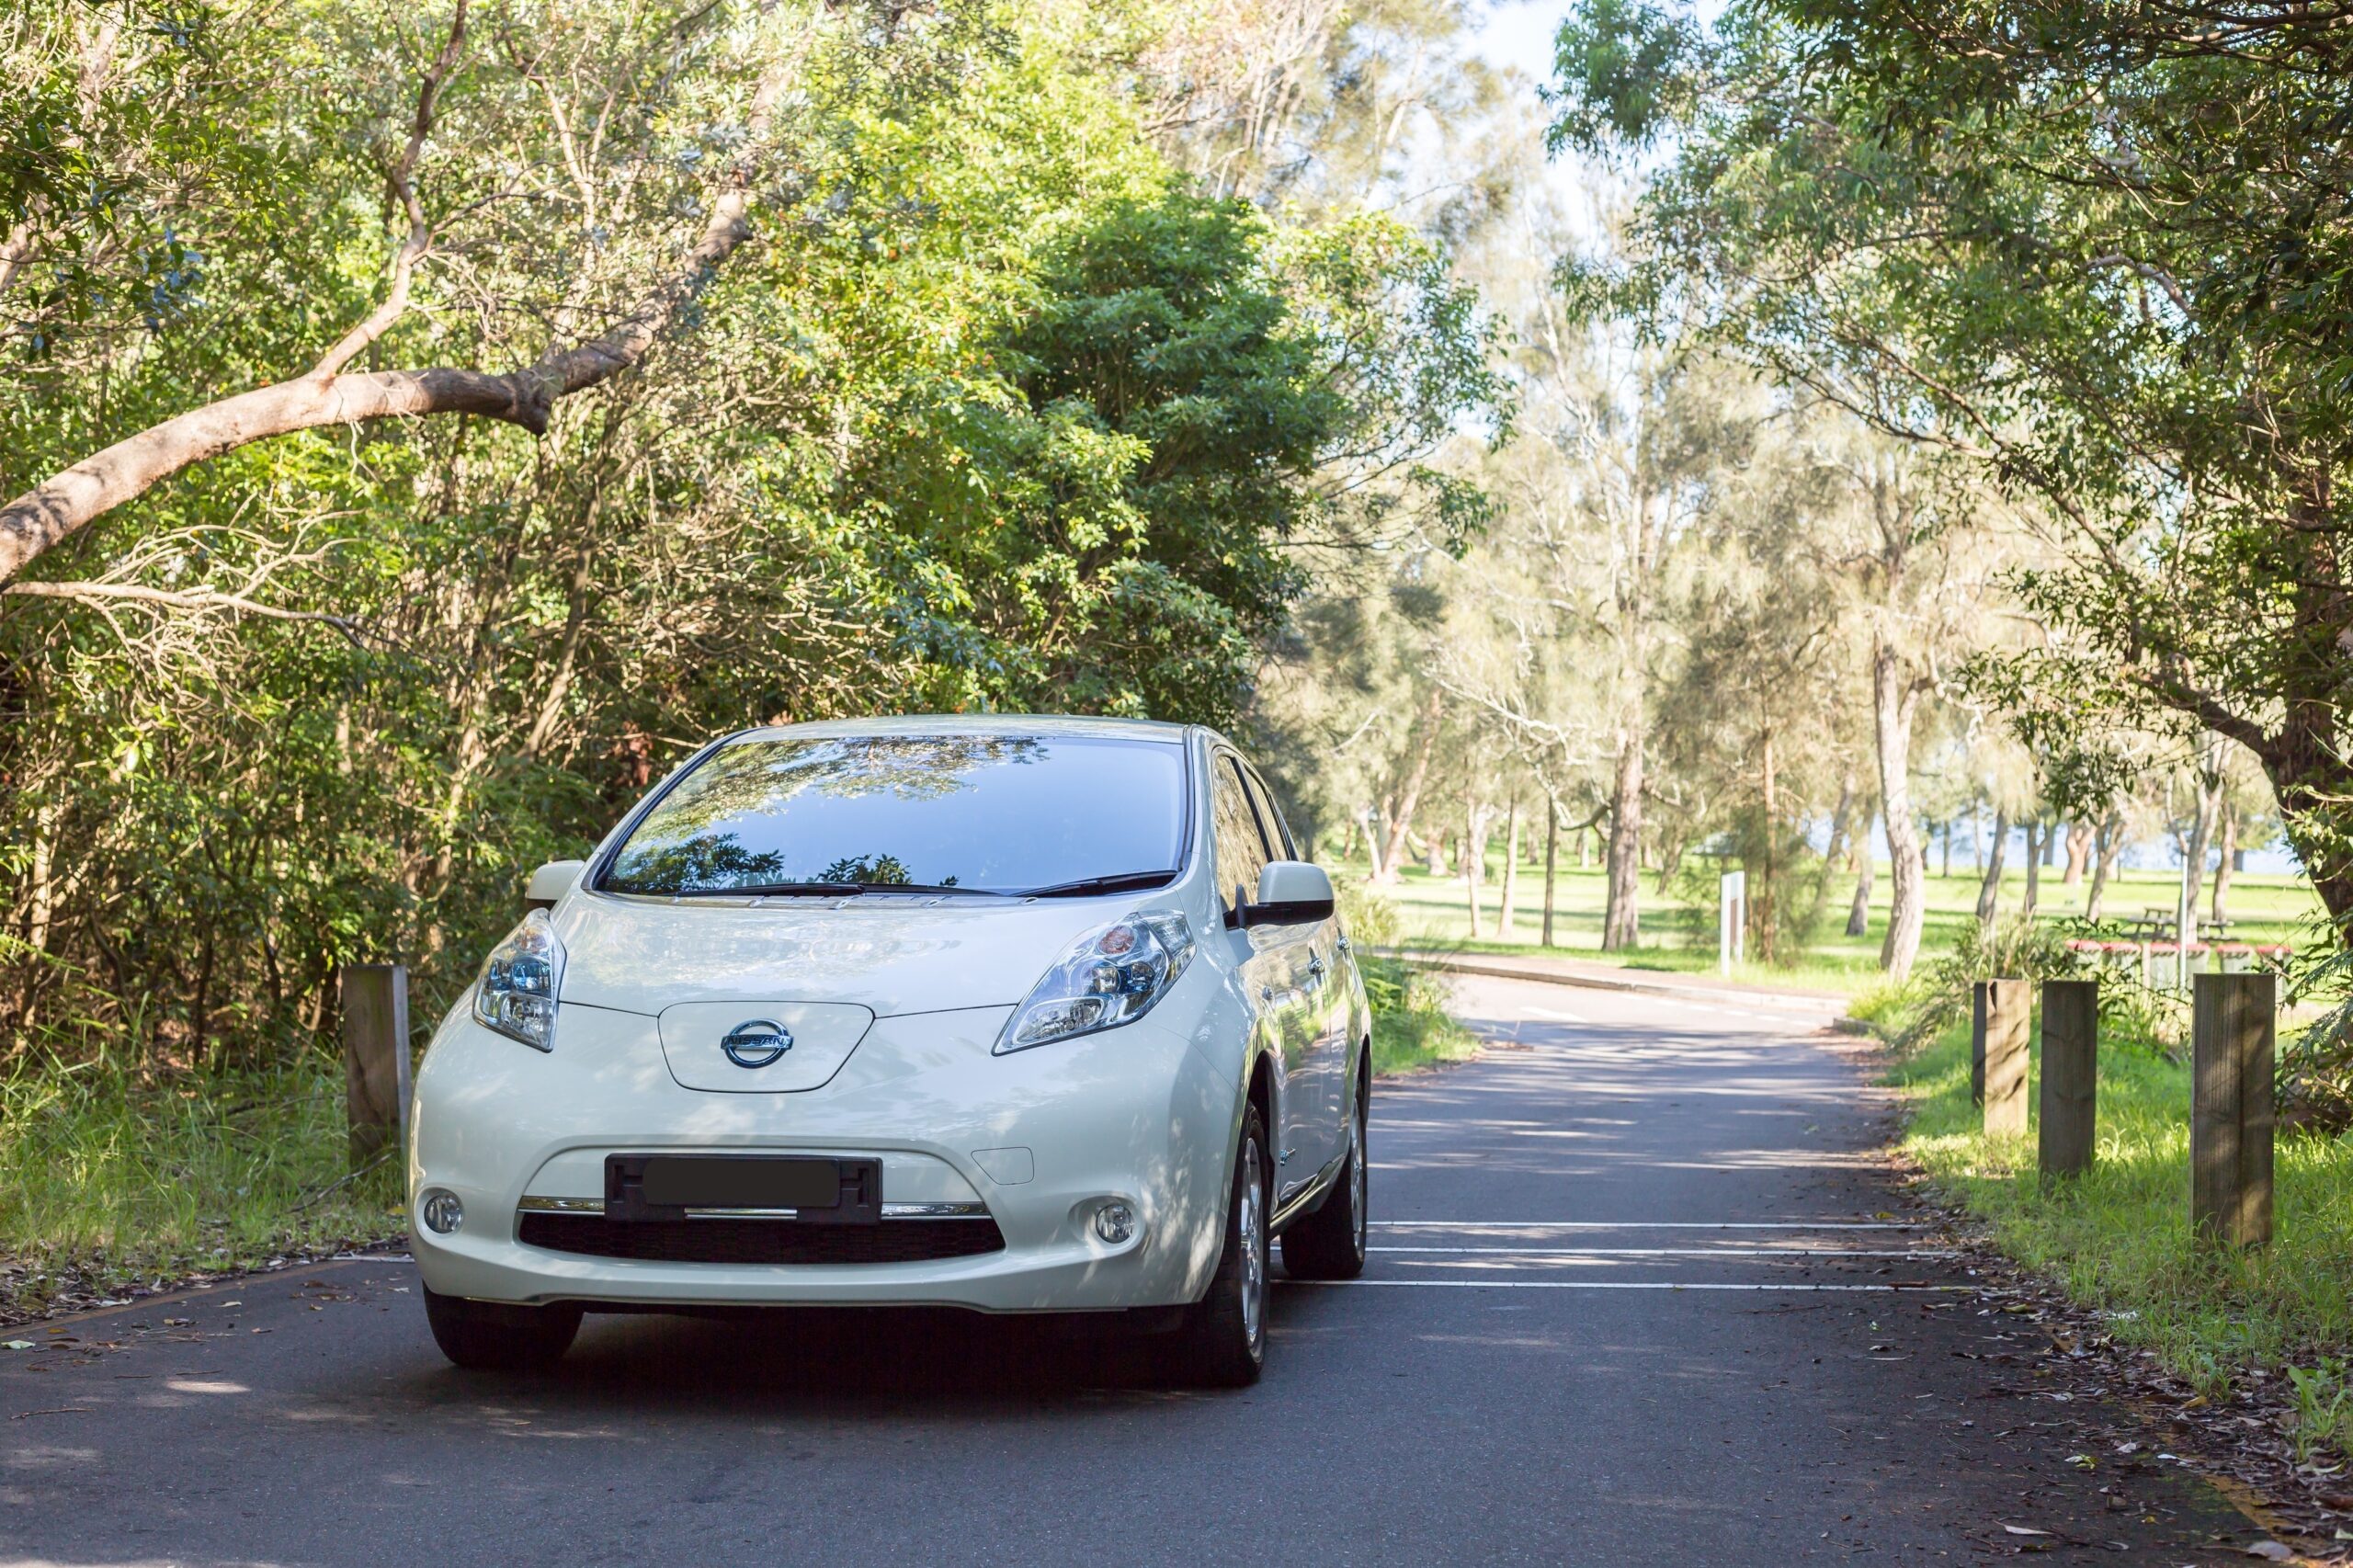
[1260,985,1275,1003]
[1306,955,1327,986]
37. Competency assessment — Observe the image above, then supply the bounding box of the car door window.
[1212,756,1272,918]
[1241,765,1298,860]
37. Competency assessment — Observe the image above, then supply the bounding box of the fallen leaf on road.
[2243,1542,2291,1561]
[9,1407,88,1419]
[2066,1454,2097,1470]
[2003,1525,2052,1536]
[1,1341,30,1351]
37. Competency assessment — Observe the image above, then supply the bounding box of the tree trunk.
[2212,801,2237,924]
[2022,819,2045,918]
[1464,797,1487,940]
[1810,772,1856,933]
[1497,796,1522,939]
[1754,730,1778,964]
[2181,779,2219,935]
[2086,811,2121,923]
[1871,640,1927,977]
[1602,736,1643,950]
[1846,842,1873,937]
[2062,820,2092,885]
[1541,799,1560,948]
[1375,687,1443,886]
[1975,806,2011,926]
[1579,826,1591,869]
[1425,827,1448,877]
[1940,818,1951,878]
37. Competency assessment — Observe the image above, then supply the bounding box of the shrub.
[1335,876,1402,950]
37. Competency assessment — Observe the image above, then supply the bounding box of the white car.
[409,715,1370,1385]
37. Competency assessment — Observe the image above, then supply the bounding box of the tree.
[1544,0,2353,933]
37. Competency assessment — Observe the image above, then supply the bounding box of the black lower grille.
[517,1212,1005,1265]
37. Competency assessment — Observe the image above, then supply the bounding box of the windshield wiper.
[1014,870,1178,898]
[669,882,865,898]
[670,881,1006,899]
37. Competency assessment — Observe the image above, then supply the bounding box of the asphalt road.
[4,975,2256,1565]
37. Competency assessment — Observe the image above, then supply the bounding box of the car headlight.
[473,909,564,1051]
[997,909,1195,1054]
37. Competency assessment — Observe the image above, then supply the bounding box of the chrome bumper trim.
[512,1198,993,1220]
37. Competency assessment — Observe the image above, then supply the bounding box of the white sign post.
[1720,869,1747,976]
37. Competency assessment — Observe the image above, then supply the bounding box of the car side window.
[1211,755,1273,918]
[1241,764,1298,859]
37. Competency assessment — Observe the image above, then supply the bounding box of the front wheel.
[423,1285,582,1371]
[1281,1067,1368,1280]
[1168,1105,1270,1387]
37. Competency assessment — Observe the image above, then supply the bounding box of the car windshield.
[598,733,1188,897]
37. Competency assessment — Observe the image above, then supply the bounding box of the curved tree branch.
[3,579,370,647]
[0,20,801,586]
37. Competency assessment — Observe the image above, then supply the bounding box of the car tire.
[1171,1104,1270,1388]
[1281,1064,1369,1281]
[422,1285,583,1371]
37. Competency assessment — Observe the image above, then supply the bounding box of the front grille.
[517,1212,1006,1265]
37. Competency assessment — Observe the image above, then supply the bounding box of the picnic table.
[2120,906,2234,943]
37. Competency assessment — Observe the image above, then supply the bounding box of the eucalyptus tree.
[1545,0,2353,934]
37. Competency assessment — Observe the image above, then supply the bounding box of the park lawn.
[1889,1017,2353,1454]
[1347,850,2320,995]
[0,1051,404,1319]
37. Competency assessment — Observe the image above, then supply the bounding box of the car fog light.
[420,1189,464,1235]
[1091,1200,1138,1245]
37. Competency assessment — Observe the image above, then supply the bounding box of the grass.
[0,1051,404,1320]
[1361,954,1483,1076]
[1889,1016,2353,1454]
[1349,850,2319,995]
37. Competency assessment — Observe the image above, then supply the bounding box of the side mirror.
[1241,861,1336,927]
[525,859,586,911]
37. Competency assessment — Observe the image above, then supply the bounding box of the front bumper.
[407,996,1236,1313]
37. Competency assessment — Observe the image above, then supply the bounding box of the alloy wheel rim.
[1240,1140,1266,1346]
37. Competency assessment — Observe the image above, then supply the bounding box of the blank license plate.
[605,1154,880,1222]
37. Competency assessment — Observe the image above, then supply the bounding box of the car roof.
[728,714,1194,744]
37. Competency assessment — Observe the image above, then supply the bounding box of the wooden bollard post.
[2039,979,2098,1177]
[340,963,413,1168]
[1971,982,1989,1106]
[1982,978,2030,1136]
[2192,971,2275,1247]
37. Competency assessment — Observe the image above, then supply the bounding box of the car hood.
[551,895,1135,1018]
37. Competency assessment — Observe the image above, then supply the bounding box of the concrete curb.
[1380,949,1853,1017]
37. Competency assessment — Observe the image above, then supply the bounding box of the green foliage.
[1335,875,1402,950]
[0,1,1502,1075]
[1543,0,2353,930]
[1671,829,1825,968]
[1881,915,2084,1051]
[1359,954,1479,1076]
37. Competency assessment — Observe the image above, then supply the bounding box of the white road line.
[1522,1005,1589,1023]
[1283,1279,1967,1292]
[1370,1221,1927,1231]
[1369,1246,1951,1258]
